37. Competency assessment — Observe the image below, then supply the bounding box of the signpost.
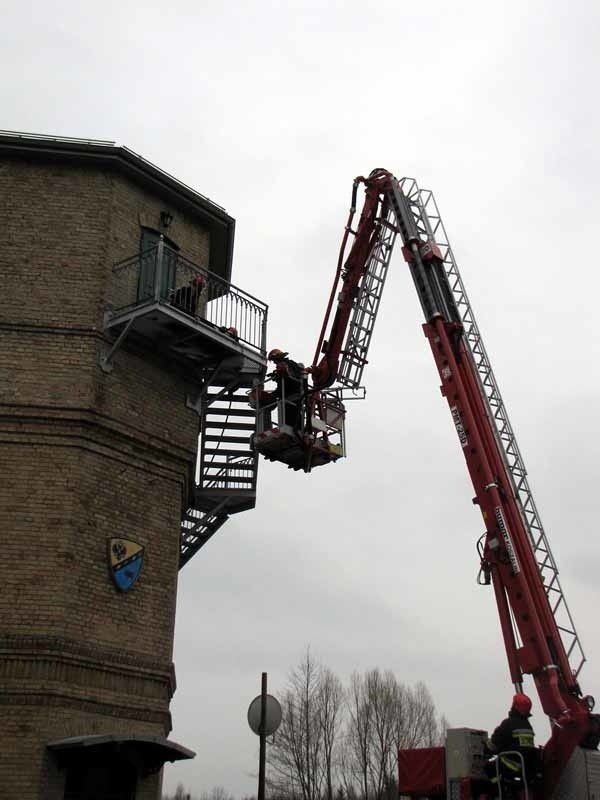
[247,673,282,800]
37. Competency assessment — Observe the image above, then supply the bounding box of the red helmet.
[512,693,532,715]
[268,348,287,361]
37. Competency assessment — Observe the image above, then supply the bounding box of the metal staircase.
[396,177,586,679]
[179,385,259,568]
[103,234,268,569]
[338,207,398,390]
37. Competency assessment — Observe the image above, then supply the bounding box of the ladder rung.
[342,354,364,364]
[351,322,375,335]
[377,217,400,233]
[371,255,388,265]
[358,288,383,303]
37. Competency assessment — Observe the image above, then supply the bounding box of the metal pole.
[261,309,268,355]
[155,236,165,302]
[258,672,267,800]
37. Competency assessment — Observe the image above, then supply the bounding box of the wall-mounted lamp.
[160,211,174,229]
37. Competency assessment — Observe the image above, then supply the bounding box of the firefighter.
[485,693,540,797]
[267,348,306,428]
[171,274,205,316]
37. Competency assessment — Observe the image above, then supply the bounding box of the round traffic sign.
[247,694,282,736]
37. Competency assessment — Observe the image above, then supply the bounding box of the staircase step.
[201,475,255,485]
[181,511,227,529]
[180,514,229,568]
[205,407,256,417]
[204,434,252,444]
[181,525,213,539]
[204,421,256,431]
[206,393,251,403]
[203,448,254,458]
[201,461,254,472]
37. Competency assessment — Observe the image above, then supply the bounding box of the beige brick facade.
[0,139,234,799]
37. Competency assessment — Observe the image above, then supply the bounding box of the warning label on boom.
[450,406,468,448]
[495,506,520,575]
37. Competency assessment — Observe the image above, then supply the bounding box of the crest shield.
[108,538,144,592]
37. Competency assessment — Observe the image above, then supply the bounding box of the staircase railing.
[110,242,268,354]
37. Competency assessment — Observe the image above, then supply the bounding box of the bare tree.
[367,670,402,800]
[343,670,402,800]
[397,681,444,750]
[268,653,446,800]
[318,667,344,800]
[268,649,344,800]
[199,788,235,800]
[268,649,323,800]
[163,784,193,800]
[164,784,237,800]
[344,671,373,800]
[344,672,447,800]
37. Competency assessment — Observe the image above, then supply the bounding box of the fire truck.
[252,170,600,798]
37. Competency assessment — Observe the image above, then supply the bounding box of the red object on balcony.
[398,747,446,797]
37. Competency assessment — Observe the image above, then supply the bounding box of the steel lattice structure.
[398,177,585,680]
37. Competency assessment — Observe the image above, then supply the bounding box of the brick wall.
[3,705,164,800]
[0,154,210,798]
[0,158,112,330]
[107,171,211,270]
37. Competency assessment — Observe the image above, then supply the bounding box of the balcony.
[103,240,268,381]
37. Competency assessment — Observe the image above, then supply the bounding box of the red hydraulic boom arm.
[311,169,394,390]
[305,170,598,792]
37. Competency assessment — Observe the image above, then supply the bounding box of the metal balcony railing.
[110,240,268,354]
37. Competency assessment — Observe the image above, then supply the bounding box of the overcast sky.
[3,0,600,796]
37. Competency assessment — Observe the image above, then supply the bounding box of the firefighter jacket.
[490,709,535,754]
[274,358,305,398]
[487,708,538,785]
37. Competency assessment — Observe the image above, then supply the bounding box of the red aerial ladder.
[252,170,599,797]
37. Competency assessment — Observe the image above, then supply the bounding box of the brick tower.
[0,133,267,800]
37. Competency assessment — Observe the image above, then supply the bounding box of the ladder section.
[398,177,586,680]
[338,207,397,389]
